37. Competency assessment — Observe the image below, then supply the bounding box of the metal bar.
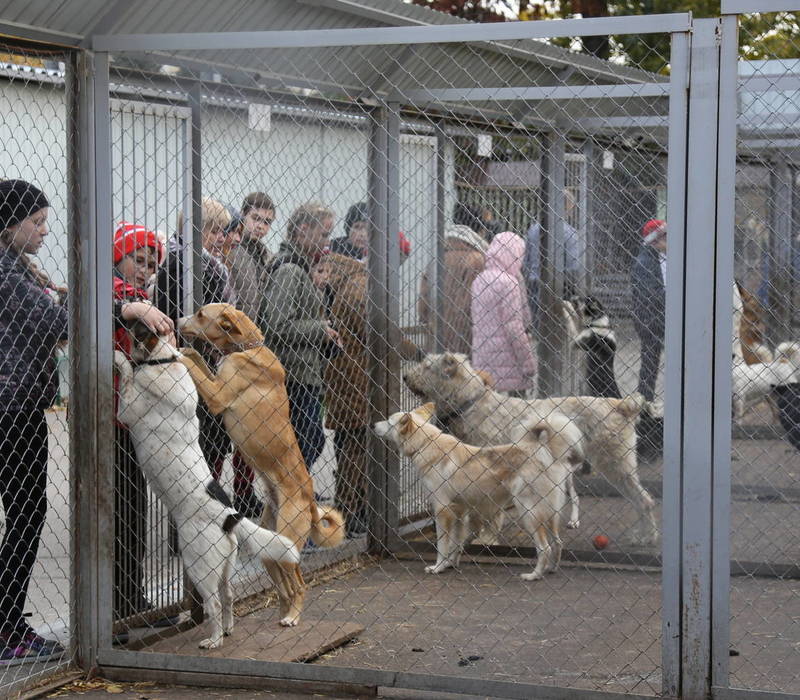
[712,13,739,690]
[662,30,690,698]
[188,84,203,312]
[93,49,116,653]
[366,105,390,553]
[92,13,692,51]
[712,688,800,700]
[681,19,722,699]
[78,0,136,48]
[0,20,82,47]
[722,0,800,12]
[576,116,668,129]
[68,48,100,672]
[740,74,800,93]
[401,82,670,104]
[434,122,447,354]
[98,648,668,700]
[384,101,401,536]
[537,129,566,398]
[768,157,794,345]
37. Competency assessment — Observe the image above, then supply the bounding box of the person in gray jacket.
[260,203,341,469]
[224,191,276,517]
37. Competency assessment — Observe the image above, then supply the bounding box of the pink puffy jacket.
[470,231,536,392]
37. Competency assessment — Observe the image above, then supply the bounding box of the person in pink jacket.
[470,231,536,396]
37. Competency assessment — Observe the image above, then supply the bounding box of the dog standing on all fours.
[732,341,800,422]
[375,406,579,580]
[113,323,300,649]
[403,353,658,546]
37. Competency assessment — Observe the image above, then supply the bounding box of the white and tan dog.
[404,353,657,545]
[375,406,581,580]
[114,322,300,649]
[732,341,800,421]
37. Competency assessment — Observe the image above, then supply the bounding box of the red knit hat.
[398,231,411,256]
[113,221,165,264]
[641,219,666,244]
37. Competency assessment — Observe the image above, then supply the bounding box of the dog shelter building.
[1,0,799,699]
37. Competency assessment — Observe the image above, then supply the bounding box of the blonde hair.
[287,202,334,240]
[177,197,232,236]
[0,227,54,289]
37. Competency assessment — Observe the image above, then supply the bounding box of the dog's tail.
[527,413,584,467]
[309,504,346,548]
[234,517,301,566]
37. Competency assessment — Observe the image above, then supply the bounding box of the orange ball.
[593,534,610,550]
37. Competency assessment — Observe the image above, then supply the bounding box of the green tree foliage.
[413,1,800,73]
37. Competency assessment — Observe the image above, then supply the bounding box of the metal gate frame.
[63,10,783,699]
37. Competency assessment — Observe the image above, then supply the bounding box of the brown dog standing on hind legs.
[178,303,344,626]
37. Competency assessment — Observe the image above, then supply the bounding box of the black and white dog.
[563,297,663,462]
[562,296,621,398]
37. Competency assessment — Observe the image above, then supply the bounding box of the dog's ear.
[128,319,160,353]
[441,354,460,377]
[398,413,414,435]
[413,402,435,421]
[218,310,236,335]
[475,369,494,387]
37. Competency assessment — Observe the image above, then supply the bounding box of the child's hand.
[122,301,174,336]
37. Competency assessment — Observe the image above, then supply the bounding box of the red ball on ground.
[593,534,610,550]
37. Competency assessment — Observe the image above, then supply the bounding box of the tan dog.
[375,407,580,580]
[178,303,344,627]
[404,353,658,545]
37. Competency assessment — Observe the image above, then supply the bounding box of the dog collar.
[132,356,181,369]
[433,390,486,431]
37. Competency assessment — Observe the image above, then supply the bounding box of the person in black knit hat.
[0,179,67,664]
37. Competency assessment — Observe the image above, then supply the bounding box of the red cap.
[641,219,666,244]
[113,221,166,265]
[398,231,411,256]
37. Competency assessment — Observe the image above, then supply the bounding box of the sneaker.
[17,625,65,660]
[0,633,35,666]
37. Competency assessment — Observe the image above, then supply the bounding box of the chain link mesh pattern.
[0,44,73,695]
[2,7,800,697]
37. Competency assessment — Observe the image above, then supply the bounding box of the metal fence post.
[367,103,391,552]
[768,156,794,344]
[662,27,690,700]
[677,18,725,699]
[434,121,447,354]
[711,12,739,691]
[538,129,566,398]
[385,101,401,534]
[68,47,101,672]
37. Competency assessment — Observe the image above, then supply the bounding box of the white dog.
[732,341,800,421]
[114,322,300,649]
[375,405,579,580]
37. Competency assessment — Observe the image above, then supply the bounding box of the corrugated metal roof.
[0,0,665,127]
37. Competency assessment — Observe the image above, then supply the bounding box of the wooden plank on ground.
[144,613,363,663]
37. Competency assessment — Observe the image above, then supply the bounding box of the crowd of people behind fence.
[0,176,668,664]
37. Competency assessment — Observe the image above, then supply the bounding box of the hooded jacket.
[417,225,487,355]
[470,231,536,392]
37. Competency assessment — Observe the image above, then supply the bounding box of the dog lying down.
[114,322,300,649]
[375,405,582,580]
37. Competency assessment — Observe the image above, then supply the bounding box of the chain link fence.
[0,44,74,696]
[1,5,799,699]
[729,11,800,693]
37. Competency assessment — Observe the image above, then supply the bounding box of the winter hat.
[344,202,369,235]
[113,221,166,265]
[398,231,411,257]
[0,179,50,230]
[642,219,667,245]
